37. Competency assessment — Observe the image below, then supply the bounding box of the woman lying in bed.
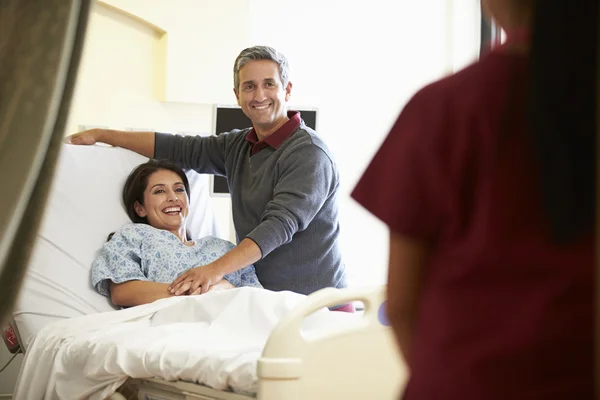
[91,159,262,307]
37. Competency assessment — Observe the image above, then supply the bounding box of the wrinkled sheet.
[13,288,356,400]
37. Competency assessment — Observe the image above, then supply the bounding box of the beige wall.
[2,0,480,394]
[64,1,237,241]
[70,0,480,289]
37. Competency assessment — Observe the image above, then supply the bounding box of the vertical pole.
[596,1,600,396]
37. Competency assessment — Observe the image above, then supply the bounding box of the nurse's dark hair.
[528,0,597,242]
[106,160,191,241]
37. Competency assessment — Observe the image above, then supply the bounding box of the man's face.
[234,60,292,134]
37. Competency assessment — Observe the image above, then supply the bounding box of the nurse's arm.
[387,230,430,367]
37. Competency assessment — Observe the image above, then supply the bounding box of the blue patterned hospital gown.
[91,223,262,297]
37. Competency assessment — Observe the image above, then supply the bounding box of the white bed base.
[108,285,407,400]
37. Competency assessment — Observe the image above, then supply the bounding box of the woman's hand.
[169,263,224,295]
[207,279,236,292]
[189,279,235,295]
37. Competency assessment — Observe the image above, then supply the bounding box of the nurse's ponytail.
[529,0,598,242]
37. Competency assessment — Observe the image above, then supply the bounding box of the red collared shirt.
[245,111,301,156]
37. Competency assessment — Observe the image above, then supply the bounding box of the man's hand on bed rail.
[65,129,101,145]
[65,128,156,158]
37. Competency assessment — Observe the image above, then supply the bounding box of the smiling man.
[67,46,350,308]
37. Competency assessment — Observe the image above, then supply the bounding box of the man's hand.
[63,129,155,158]
[169,263,225,295]
[171,238,261,295]
[64,128,105,145]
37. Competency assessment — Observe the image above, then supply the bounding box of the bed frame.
[107,285,407,400]
[9,145,407,399]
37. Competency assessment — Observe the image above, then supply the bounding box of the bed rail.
[257,285,406,400]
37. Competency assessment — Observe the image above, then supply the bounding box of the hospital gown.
[92,223,262,297]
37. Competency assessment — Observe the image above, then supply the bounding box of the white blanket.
[13,288,353,400]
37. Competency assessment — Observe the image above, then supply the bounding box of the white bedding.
[13,287,359,400]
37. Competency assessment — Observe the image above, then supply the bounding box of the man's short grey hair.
[233,46,290,91]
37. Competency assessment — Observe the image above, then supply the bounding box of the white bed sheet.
[13,287,360,400]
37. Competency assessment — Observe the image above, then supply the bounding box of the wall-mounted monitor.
[211,105,317,196]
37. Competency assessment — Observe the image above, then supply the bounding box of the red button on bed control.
[2,324,20,353]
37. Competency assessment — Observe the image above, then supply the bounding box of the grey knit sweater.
[154,123,347,295]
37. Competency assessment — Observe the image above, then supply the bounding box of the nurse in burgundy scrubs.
[352,1,596,399]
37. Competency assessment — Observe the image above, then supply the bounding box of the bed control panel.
[1,323,20,354]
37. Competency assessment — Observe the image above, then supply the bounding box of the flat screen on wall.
[211,106,317,195]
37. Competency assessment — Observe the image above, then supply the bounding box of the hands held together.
[169,263,233,296]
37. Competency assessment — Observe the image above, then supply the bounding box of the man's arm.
[154,131,227,174]
[109,280,175,307]
[211,238,262,275]
[170,145,334,295]
[169,238,262,295]
[246,144,337,257]
[66,128,155,158]
[67,128,229,175]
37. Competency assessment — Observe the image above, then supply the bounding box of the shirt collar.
[245,111,302,149]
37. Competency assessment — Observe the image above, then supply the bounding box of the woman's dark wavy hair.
[107,159,191,241]
[123,159,191,223]
[528,0,597,243]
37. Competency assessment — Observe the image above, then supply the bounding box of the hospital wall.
[1,0,480,394]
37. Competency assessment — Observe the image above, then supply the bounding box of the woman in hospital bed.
[91,159,262,307]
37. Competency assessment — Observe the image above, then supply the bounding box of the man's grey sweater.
[155,123,347,295]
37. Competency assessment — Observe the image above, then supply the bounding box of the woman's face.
[134,169,190,232]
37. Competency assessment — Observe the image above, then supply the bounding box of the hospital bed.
[8,143,406,399]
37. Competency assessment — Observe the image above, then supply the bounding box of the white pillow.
[12,144,223,349]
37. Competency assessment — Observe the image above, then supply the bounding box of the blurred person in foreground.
[352,0,596,399]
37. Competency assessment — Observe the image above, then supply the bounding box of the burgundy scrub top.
[352,46,593,400]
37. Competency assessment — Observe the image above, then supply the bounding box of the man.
[68,46,349,307]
